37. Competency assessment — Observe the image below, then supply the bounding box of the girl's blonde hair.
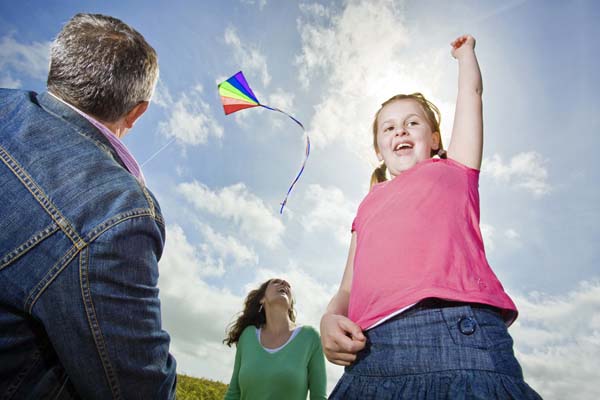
[370,93,445,187]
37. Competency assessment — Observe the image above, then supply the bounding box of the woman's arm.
[307,330,327,399]
[319,232,366,366]
[223,345,242,400]
[447,34,484,170]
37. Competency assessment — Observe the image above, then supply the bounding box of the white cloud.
[505,228,520,240]
[0,73,21,89]
[299,2,331,19]
[267,87,295,112]
[163,224,225,277]
[152,79,174,108]
[158,225,244,381]
[482,152,551,196]
[157,83,224,146]
[197,222,259,267]
[301,184,356,246]
[240,0,267,11]
[258,88,297,130]
[510,281,600,400]
[0,35,50,81]
[224,27,271,87]
[177,181,285,248]
[480,223,495,251]
[295,0,454,161]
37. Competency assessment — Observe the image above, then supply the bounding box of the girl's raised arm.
[447,34,484,170]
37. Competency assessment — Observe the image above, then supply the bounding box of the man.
[0,13,177,398]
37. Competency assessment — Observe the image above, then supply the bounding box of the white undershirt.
[256,326,302,353]
[365,303,417,330]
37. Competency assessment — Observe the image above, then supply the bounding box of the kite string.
[140,137,176,167]
[260,104,310,214]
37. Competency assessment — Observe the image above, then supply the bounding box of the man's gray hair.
[47,13,159,122]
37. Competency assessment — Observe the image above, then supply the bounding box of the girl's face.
[375,99,440,177]
[262,279,292,309]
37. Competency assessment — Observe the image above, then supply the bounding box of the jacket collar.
[36,91,126,169]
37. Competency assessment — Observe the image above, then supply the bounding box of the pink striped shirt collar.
[48,92,146,185]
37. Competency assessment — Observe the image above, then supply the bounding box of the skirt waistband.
[410,298,504,315]
[346,302,523,378]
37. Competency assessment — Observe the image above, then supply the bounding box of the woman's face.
[375,99,439,177]
[262,279,292,309]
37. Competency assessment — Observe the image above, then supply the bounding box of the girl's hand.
[451,34,476,59]
[320,313,366,366]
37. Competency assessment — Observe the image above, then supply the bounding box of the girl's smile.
[376,100,440,177]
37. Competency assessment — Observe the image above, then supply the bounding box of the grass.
[176,374,228,400]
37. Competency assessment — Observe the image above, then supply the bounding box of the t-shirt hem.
[352,289,518,331]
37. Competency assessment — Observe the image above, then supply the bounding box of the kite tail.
[260,104,310,214]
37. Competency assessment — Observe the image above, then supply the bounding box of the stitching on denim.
[0,145,85,248]
[25,244,81,313]
[25,210,159,313]
[141,186,155,218]
[139,186,165,227]
[0,223,60,271]
[84,208,156,243]
[141,186,165,226]
[79,247,123,399]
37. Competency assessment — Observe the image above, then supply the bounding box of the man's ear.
[124,101,149,129]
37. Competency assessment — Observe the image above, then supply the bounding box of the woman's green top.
[224,325,327,399]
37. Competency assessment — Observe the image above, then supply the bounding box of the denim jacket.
[0,89,177,399]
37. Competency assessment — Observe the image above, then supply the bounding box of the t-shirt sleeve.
[444,157,480,176]
[224,340,243,400]
[307,328,327,399]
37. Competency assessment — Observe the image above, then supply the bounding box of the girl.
[224,278,327,400]
[320,35,541,399]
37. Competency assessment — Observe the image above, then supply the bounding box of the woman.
[224,278,326,399]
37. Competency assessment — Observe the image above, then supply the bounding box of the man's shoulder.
[0,89,162,236]
[0,88,37,102]
[0,89,41,122]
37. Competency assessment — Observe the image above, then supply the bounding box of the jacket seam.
[0,223,60,271]
[84,208,159,243]
[25,244,82,313]
[0,144,85,249]
[79,246,122,399]
[140,185,156,218]
[24,209,158,313]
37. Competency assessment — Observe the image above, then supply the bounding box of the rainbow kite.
[218,71,310,214]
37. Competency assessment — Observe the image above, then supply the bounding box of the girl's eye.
[406,121,419,127]
[384,126,394,132]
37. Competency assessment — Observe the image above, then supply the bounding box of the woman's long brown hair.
[223,279,296,347]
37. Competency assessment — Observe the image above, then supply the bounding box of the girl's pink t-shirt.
[349,158,518,330]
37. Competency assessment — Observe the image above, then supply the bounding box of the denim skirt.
[329,300,542,399]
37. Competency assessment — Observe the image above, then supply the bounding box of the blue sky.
[2,1,599,398]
